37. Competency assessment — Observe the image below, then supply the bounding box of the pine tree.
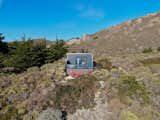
[0,33,8,68]
[0,33,8,54]
[46,40,68,63]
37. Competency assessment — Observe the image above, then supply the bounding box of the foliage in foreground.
[36,109,62,120]
[54,76,99,113]
[118,76,150,104]
[0,68,99,120]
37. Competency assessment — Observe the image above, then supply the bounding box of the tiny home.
[66,53,93,78]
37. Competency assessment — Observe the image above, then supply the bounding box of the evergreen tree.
[30,40,46,67]
[2,38,68,72]
[46,40,68,63]
[3,40,32,71]
[0,33,8,68]
[0,33,8,54]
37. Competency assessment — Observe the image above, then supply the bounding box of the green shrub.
[120,110,139,120]
[93,36,98,40]
[0,53,5,68]
[143,47,153,53]
[118,76,150,104]
[0,106,20,120]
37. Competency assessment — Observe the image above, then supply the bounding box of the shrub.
[0,53,5,68]
[54,76,99,113]
[118,76,150,104]
[81,48,88,53]
[0,106,20,120]
[93,36,98,40]
[157,47,160,52]
[36,108,62,120]
[27,67,40,73]
[143,47,153,53]
[97,58,112,70]
[140,57,160,65]
[120,110,139,120]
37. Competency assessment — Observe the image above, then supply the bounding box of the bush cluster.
[0,34,68,72]
[118,76,150,104]
[54,76,99,113]
[93,36,98,40]
[143,47,160,53]
[142,47,153,53]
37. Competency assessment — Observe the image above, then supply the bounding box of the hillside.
[1,52,160,120]
[1,12,160,120]
[69,12,160,56]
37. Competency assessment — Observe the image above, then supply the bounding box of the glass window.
[81,57,87,65]
[76,56,88,68]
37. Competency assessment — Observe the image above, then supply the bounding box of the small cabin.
[66,53,93,77]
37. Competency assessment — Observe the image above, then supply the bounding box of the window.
[76,56,88,68]
[81,57,87,65]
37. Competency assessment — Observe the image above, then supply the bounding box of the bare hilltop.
[69,12,160,56]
